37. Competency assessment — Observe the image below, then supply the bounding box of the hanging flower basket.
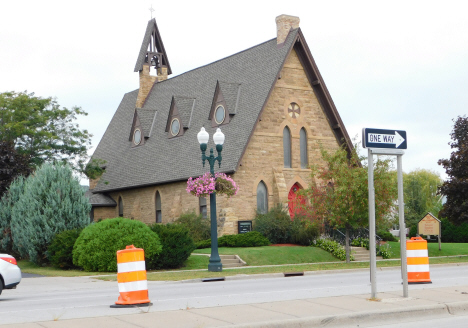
[186,172,239,198]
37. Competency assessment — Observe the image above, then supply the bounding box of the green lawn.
[193,246,338,266]
[19,243,468,281]
[385,242,468,258]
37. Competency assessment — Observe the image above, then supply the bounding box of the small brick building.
[88,15,353,235]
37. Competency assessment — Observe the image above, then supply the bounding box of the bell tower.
[134,18,172,108]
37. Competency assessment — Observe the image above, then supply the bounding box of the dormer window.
[214,105,226,124]
[133,128,142,145]
[170,118,180,136]
[165,96,195,138]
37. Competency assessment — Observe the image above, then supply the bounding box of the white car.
[0,254,21,294]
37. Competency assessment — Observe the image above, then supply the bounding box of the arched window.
[283,127,292,168]
[118,197,123,217]
[155,191,162,223]
[300,128,308,169]
[256,181,268,214]
[199,197,207,219]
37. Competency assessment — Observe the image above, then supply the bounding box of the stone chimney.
[136,65,158,108]
[275,14,300,45]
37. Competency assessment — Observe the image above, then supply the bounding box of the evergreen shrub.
[440,218,468,242]
[253,204,291,244]
[290,218,320,246]
[196,231,270,249]
[149,224,196,269]
[73,218,162,272]
[47,228,82,269]
[0,176,26,257]
[175,212,210,242]
[10,163,91,265]
[377,230,397,242]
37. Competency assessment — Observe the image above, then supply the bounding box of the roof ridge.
[162,35,281,82]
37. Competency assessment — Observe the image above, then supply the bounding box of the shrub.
[149,224,196,269]
[351,237,369,249]
[0,176,26,257]
[253,204,291,244]
[73,218,162,272]
[175,212,210,242]
[440,218,468,242]
[10,163,91,265]
[377,230,397,242]
[196,239,211,249]
[290,218,320,246]
[47,229,82,269]
[314,238,352,261]
[378,244,392,259]
[196,231,270,249]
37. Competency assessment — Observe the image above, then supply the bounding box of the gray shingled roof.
[85,190,117,207]
[92,29,299,193]
[219,82,241,114]
[136,108,157,137]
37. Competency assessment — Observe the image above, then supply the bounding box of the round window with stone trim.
[133,128,142,145]
[214,105,226,124]
[170,118,180,136]
[288,102,301,119]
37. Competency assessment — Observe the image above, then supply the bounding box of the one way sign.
[362,128,407,149]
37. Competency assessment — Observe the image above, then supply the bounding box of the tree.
[403,169,443,229]
[438,116,468,225]
[304,144,397,262]
[0,176,26,256]
[0,91,92,171]
[10,163,91,265]
[0,141,32,198]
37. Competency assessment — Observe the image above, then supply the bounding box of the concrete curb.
[229,302,466,328]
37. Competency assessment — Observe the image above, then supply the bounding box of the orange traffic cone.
[406,237,432,284]
[110,245,152,308]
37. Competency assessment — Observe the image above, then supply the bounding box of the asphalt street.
[2,264,468,325]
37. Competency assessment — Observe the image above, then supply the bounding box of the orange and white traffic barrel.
[406,237,432,284]
[111,245,152,308]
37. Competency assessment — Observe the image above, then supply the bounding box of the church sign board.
[418,213,441,250]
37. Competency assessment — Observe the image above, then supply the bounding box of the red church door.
[288,183,305,219]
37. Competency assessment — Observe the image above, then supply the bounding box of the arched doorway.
[288,183,305,219]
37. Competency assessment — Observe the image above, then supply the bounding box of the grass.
[17,260,112,277]
[18,243,468,282]
[385,241,468,258]
[193,246,338,266]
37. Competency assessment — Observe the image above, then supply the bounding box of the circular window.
[170,118,180,136]
[214,105,225,124]
[133,129,142,145]
[288,102,301,119]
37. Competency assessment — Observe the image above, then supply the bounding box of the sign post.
[363,128,408,299]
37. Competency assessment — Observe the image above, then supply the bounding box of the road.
[1,264,468,325]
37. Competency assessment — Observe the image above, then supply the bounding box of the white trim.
[170,118,180,136]
[407,265,430,273]
[214,105,225,124]
[148,111,158,137]
[118,261,146,273]
[407,250,428,258]
[118,280,148,292]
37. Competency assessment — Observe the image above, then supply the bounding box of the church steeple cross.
[149,5,155,19]
[288,102,301,118]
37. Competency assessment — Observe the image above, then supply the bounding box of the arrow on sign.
[368,131,405,148]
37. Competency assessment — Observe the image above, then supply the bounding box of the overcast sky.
[1,0,466,184]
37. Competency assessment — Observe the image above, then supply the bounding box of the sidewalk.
[4,284,468,328]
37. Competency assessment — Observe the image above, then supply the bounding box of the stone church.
[88,14,353,235]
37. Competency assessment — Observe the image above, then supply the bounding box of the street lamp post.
[197,127,225,272]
